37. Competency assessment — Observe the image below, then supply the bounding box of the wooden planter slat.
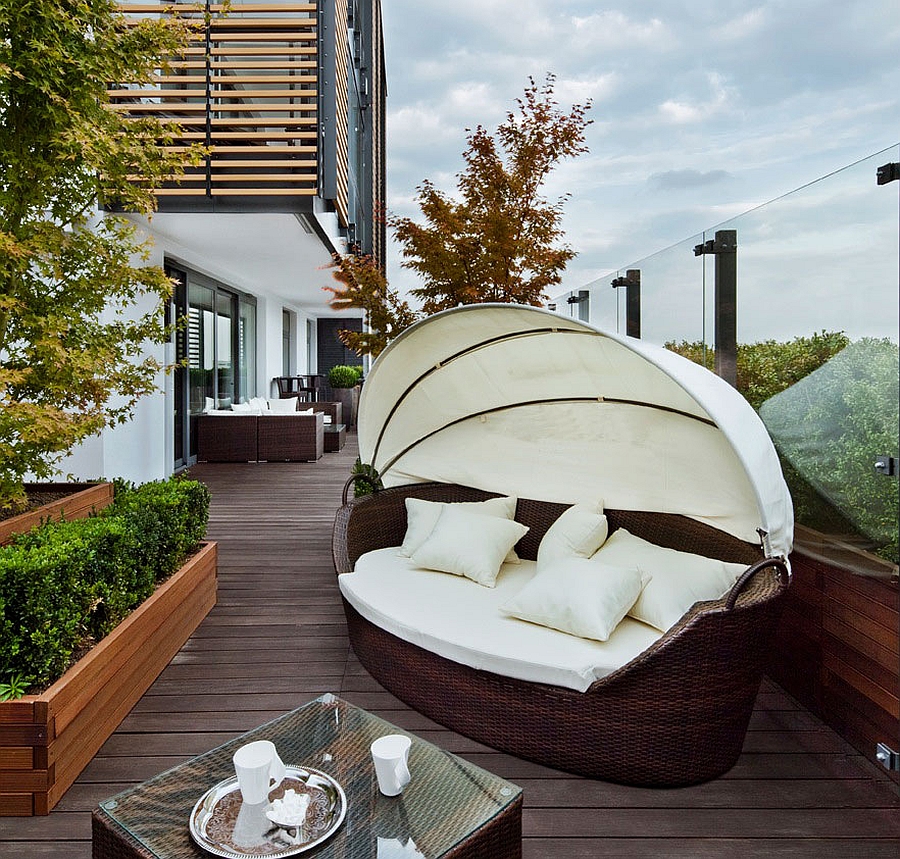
[0,483,114,546]
[0,541,217,815]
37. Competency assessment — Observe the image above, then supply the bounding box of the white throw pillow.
[204,396,215,413]
[267,397,298,414]
[249,396,268,412]
[592,529,746,632]
[537,503,608,571]
[231,401,256,414]
[411,506,529,588]
[502,558,647,642]
[400,496,519,560]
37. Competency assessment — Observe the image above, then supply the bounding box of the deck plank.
[0,435,897,858]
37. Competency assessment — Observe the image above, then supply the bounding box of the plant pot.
[334,387,359,427]
[0,482,114,547]
[0,540,218,815]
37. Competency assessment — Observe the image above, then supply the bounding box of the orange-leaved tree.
[392,73,591,314]
[323,252,418,359]
[326,74,592,356]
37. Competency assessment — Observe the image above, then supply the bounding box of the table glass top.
[98,693,521,858]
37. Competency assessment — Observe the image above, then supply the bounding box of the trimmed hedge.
[328,364,363,389]
[0,476,210,694]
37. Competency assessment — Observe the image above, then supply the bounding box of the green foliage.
[0,476,210,697]
[667,334,898,563]
[0,2,204,511]
[666,331,850,411]
[760,339,899,563]
[0,673,29,701]
[350,458,383,498]
[328,365,362,389]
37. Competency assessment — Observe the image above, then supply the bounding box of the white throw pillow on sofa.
[502,557,647,642]
[592,528,746,632]
[537,502,608,570]
[411,506,529,588]
[400,496,519,560]
[267,397,299,414]
[249,396,268,412]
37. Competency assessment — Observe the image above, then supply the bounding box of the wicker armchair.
[333,482,790,787]
[258,413,324,461]
[196,415,258,462]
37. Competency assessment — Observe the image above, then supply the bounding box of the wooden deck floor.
[2,435,899,857]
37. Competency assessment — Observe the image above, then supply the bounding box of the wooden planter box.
[0,482,114,546]
[0,541,217,815]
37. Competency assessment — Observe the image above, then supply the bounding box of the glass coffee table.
[92,694,522,859]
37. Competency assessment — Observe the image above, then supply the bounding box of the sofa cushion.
[400,496,520,563]
[592,528,746,632]
[339,548,662,692]
[410,506,529,588]
[537,502,608,570]
[268,397,298,414]
[502,557,647,642]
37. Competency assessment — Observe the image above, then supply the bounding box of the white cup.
[232,740,286,805]
[370,734,411,797]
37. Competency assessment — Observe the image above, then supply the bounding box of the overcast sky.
[379,0,899,330]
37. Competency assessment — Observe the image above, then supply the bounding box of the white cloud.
[658,72,733,124]
[382,0,900,322]
[570,10,669,49]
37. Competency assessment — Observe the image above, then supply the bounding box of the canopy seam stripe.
[376,397,718,477]
[370,327,598,464]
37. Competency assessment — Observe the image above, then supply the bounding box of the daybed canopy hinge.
[757,527,773,557]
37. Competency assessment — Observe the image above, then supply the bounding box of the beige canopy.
[357,305,793,557]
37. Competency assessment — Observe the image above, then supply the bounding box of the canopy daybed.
[332,305,792,786]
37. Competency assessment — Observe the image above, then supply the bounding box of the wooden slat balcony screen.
[112,2,342,208]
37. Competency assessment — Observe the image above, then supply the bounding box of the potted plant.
[328,365,364,427]
[0,476,216,816]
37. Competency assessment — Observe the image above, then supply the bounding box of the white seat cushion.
[339,547,662,692]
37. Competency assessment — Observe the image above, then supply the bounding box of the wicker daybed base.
[333,482,790,787]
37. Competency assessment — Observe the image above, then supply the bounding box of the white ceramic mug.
[233,740,286,804]
[370,734,411,797]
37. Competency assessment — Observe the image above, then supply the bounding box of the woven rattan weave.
[332,483,790,787]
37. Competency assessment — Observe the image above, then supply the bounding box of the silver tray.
[189,765,347,858]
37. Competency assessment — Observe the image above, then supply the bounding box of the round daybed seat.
[333,483,789,788]
[335,304,794,788]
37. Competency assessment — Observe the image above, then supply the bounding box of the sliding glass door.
[168,263,257,468]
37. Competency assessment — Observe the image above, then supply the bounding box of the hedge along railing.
[0,477,210,697]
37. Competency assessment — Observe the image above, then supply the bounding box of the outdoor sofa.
[197,396,341,462]
[331,305,793,787]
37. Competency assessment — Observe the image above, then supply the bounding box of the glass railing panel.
[719,147,898,577]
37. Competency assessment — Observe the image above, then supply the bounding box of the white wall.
[52,212,351,486]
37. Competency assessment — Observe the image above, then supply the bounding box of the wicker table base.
[92,694,521,859]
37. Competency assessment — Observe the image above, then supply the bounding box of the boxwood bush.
[0,476,210,697]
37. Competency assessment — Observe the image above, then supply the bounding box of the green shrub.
[328,365,361,389]
[0,476,210,696]
[109,477,211,581]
